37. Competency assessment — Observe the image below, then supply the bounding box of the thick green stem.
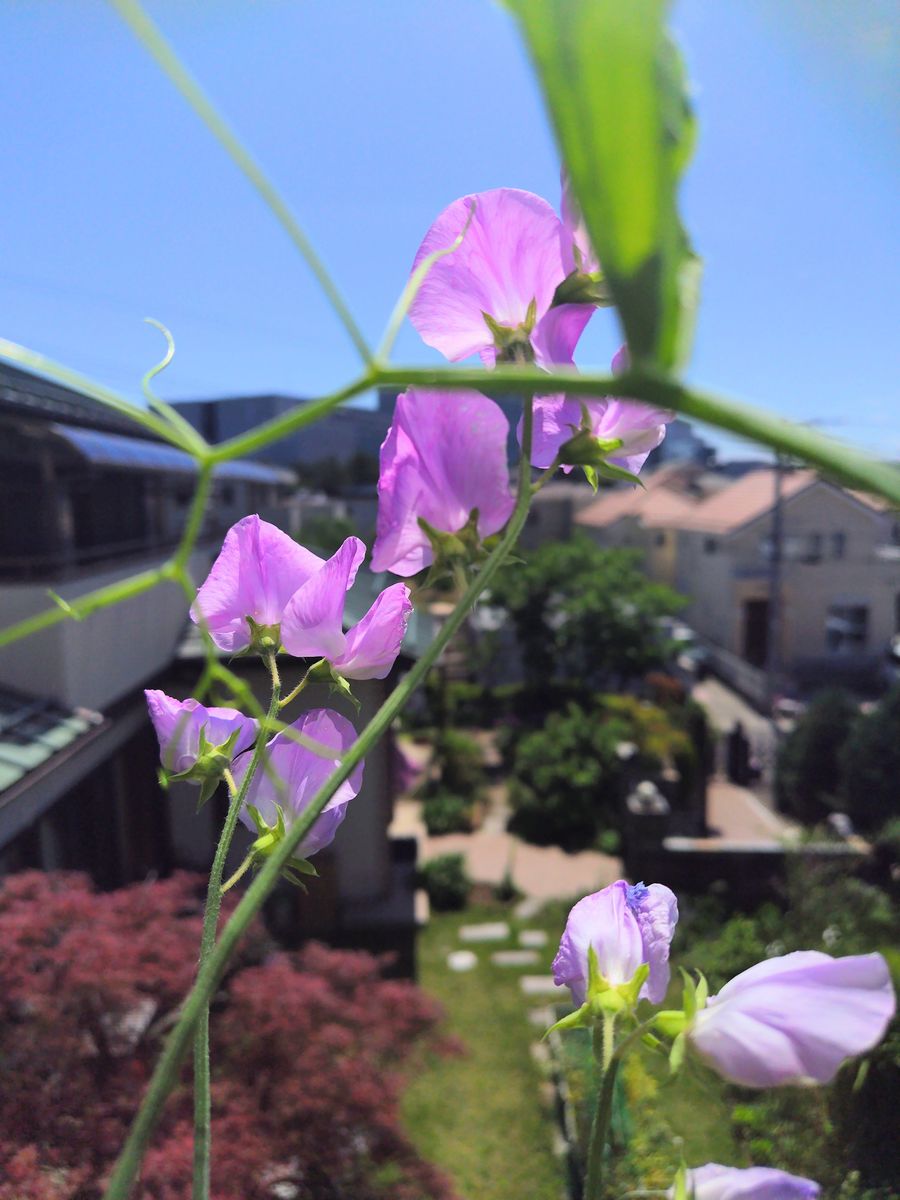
[192,673,281,1199]
[102,401,537,1200]
[585,1014,620,1200]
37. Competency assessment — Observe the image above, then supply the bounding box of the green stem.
[585,1013,620,1200]
[0,337,200,450]
[101,398,537,1200]
[191,678,281,1199]
[108,0,372,368]
[369,363,900,505]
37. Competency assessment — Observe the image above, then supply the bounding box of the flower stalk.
[191,666,281,1200]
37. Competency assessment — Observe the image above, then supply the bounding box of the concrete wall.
[0,546,212,711]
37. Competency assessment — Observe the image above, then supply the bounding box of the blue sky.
[1,1,897,459]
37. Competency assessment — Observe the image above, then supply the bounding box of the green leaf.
[669,1029,687,1074]
[509,0,699,368]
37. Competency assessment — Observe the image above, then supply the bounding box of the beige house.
[577,465,900,701]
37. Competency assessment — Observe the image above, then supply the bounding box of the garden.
[1,3,899,1200]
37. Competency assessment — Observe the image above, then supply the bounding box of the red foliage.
[0,871,457,1200]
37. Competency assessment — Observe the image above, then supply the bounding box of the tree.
[775,688,858,824]
[487,535,684,690]
[840,685,900,832]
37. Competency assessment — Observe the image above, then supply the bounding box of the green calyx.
[544,951,653,1039]
[244,616,282,656]
[418,509,489,585]
[304,657,361,713]
[164,725,244,809]
[556,404,644,493]
[482,304,537,364]
[552,268,613,308]
[240,802,319,890]
[652,969,709,1075]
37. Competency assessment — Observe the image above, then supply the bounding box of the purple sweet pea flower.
[192,515,351,654]
[234,708,363,859]
[528,346,673,474]
[329,582,413,680]
[370,389,516,577]
[408,187,590,367]
[689,950,896,1087]
[553,880,678,1007]
[145,690,256,775]
[279,535,366,661]
[679,1164,820,1200]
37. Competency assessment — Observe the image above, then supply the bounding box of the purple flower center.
[625,882,649,912]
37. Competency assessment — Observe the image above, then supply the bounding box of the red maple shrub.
[0,871,456,1200]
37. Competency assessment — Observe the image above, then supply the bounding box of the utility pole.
[766,452,785,712]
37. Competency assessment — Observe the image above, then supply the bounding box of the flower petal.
[235,708,364,858]
[409,188,568,362]
[371,390,515,576]
[192,515,323,652]
[332,583,413,680]
[280,537,365,660]
[691,951,896,1087]
[681,1164,820,1200]
[552,882,645,1006]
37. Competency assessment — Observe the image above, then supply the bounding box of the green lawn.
[402,899,745,1199]
[402,901,570,1200]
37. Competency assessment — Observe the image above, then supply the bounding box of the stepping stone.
[514,897,544,920]
[447,950,478,972]
[519,929,548,948]
[527,1006,555,1028]
[520,975,561,997]
[459,920,510,943]
[491,949,539,967]
[530,1041,551,1068]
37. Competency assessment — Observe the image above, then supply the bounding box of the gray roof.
[0,361,150,436]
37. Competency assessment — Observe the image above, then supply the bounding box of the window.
[831,532,846,559]
[655,531,666,547]
[825,604,869,654]
[703,537,718,554]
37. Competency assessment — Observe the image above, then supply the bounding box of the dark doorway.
[742,598,769,668]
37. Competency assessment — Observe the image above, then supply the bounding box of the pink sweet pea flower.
[679,1164,820,1200]
[689,950,896,1087]
[145,690,256,776]
[553,880,678,1007]
[370,389,516,577]
[234,708,363,859]
[528,346,673,475]
[192,515,357,654]
[408,187,590,367]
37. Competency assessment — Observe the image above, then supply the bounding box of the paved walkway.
[705,777,797,842]
[391,797,621,901]
[693,676,779,802]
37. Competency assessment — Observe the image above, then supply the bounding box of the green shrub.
[507,702,628,850]
[433,729,485,796]
[840,686,900,831]
[422,791,473,836]
[776,688,858,823]
[419,854,470,911]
